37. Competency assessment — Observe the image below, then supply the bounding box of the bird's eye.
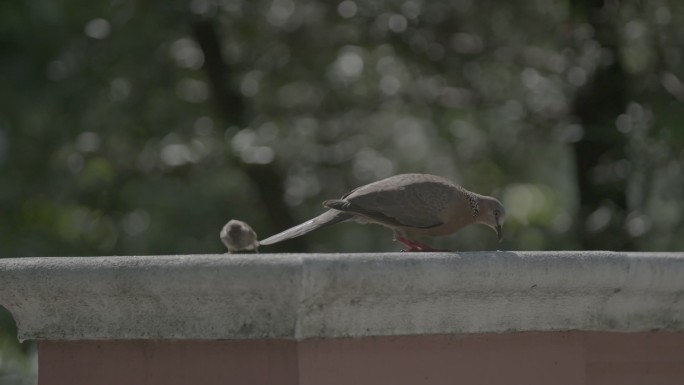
[494,210,500,217]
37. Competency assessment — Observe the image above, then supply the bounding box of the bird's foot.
[395,236,445,252]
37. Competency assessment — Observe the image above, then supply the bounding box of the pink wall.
[39,340,299,385]
[39,332,684,385]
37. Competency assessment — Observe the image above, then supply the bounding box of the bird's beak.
[496,224,503,242]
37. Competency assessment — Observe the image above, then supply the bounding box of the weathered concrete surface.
[1,252,683,341]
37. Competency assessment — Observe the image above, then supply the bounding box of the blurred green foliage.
[2,0,684,381]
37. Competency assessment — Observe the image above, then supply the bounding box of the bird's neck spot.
[460,188,479,218]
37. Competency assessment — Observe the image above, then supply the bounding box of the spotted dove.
[259,173,506,251]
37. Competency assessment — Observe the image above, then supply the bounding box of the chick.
[220,219,259,253]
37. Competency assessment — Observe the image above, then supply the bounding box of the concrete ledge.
[0,252,683,341]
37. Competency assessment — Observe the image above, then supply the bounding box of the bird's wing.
[324,199,441,229]
[328,178,461,229]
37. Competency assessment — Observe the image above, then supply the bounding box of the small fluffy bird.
[220,219,259,253]
[259,173,506,251]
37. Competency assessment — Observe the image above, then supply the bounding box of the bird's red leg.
[395,236,421,251]
[395,236,445,252]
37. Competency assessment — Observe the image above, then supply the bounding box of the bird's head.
[221,220,245,241]
[477,196,506,242]
[228,222,244,236]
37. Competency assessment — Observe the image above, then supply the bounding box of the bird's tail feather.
[259,210,353,246]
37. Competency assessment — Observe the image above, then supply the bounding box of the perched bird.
[259,173,506,251]
[220,219,259,253]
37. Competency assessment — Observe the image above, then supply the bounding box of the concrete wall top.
[0,251,683,341]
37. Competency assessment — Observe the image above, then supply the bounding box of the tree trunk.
[571,0,634,250]
[190,18,307,252]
